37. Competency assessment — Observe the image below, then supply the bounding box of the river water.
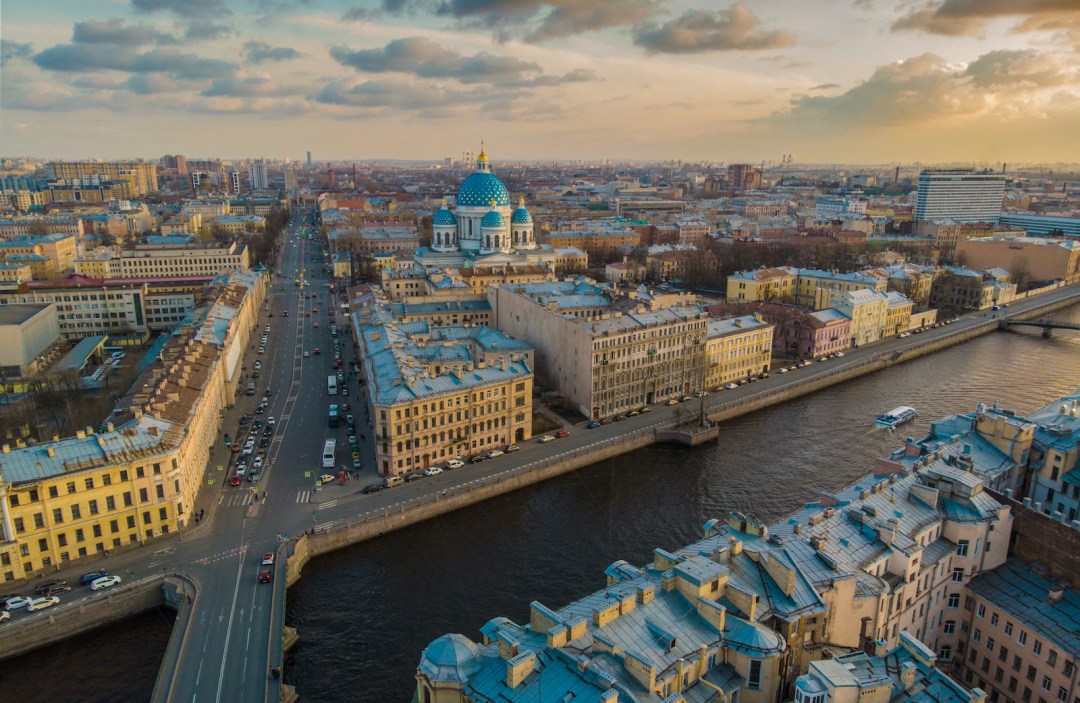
[13,305,1080,703]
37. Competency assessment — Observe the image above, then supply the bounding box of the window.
[1056,688,1067,703]
[987,637,995,651]
[58,534,68,547]
[974,628,983,642]
[1019,631,1027,646]
[978,604,986,618]
[999,645,1008,662]
[139,488,148,502]
[92,525,101,538]
[1047,650,1057,666]
[991,613,1000,626]
[123,492,132,507]
[158,507,167,520]
[106,496,115,511]
[1009,677,1018,693]
[102,474,111,486]
[110,520,118,533]
[945,621,956,634]
[948,593,961,608]
[1005,621,1014,636]
[75,528,84,542]
[66,481,76,494]
[52,508,64,524]
[119,470,128,481]
[1014,655,1022,672]
[1033,641,1042,655]
[126,516,135,529]
[1027,666,1037,682]
[13,517,23,533]
[84,478,94,490]
[142,511,151,525]
[33,513,44,529]
[88,499,98,515]
[155,485,164,499]
[1041,676,1051,692]
[49,486,58,499]
[939,645,952,661]
[953,568,964,582]
[747,660,762,690]
[957,540,970,556]
[71,504,81,520]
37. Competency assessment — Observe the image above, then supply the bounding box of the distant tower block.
[307,150,312,167]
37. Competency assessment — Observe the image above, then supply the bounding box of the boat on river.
[874,406,917,429]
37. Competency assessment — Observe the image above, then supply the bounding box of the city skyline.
[2,0,1079,163]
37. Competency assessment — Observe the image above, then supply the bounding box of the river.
[13,304,1080,703]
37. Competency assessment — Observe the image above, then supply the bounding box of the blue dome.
[511,207,532,225]
[457,171,510,208]
[432,206,457,227]
[481,209,506,228]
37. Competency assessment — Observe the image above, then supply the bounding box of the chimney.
[900,661,918,690]
[1048,587,1064,604]
[1,444,8,453]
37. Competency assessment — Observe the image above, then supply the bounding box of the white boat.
[875,406,917,429]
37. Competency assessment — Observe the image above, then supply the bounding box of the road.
[2,215,1079,702]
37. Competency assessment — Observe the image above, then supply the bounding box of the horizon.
[2,1,1079,163]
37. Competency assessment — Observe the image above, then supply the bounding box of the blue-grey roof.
[511,206,533,224]
[481,209,507,229]
[966,559,1080,659]
[456,170,510,208]
[56,334,108,372]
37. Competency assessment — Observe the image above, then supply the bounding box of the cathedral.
[431,147,537,255]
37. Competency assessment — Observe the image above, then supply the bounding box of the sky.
[2,0,1080,164]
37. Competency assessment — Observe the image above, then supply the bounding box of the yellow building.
[332,252,352,279]
[794,269,886,308]
[883,291,914,337]
[645,250,695,281]
[75,241,249,279]
[726,267,797,303]
[834,288,889,347]
[0,262,33,284]
[458,264,555,295]
[705,314,774,388]
[0,234,78,278]
[354,290,534,476]
[0,271,264,581]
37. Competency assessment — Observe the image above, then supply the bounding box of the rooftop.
[0,302,54,326]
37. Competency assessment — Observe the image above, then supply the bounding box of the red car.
[258,570,272,584]
[555,429,571,438]
[314,348,321,355]
[311,307,318,313]
[229,474,242,486]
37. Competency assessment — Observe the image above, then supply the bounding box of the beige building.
[180,199,231,218]
[834,288,888,347]
[354,290,534,475]
[605,260,644,284]
[0,234,78,278]
[0,303,61,378]
[0,271,265,581]
[705,314,774,388]
[0,262,33,284]
[884,291,915,337]
[956,236,1080,285]
[489,279,709,419]
[76,241,249,279]
[47,161,158,196]
[727,267,798,303]
[1,278,151,339]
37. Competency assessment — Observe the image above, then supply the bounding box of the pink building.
[705,302,851,359]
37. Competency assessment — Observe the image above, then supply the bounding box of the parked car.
[554,429,571,438]
[665,398,679,406]
[90,576,121,591]
[504,444,520,453]
[361,484,385,494]
[351,458,362,470]
[0,610,10,623]
[538,435,555,443]
[27,596,60,612]
[423,466,443,476]
[229,475,242,486]
[44,585,72,596]
[724,383,738,390]
[319,474,336,484]
[80,571,109,586]
[486,449,504,459]
[586,420,602,429]
[446,459,465,470]
[34,580,67,595]
[4,596,30,610]
[405,472,424,482]
[468,454,486,464]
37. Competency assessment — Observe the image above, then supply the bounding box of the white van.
[384,475,403,488]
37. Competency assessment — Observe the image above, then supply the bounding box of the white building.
[914,170,1005,223]
[248,160,268,190]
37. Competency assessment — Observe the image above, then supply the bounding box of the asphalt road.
[3,215,1079,703]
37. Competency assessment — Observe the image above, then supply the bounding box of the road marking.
[314,521,335,531]
[213,537,248,702]
[317,500,337,510]
[296,490,311,503]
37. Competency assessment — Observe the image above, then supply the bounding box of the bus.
[322,439,336,469]
[327,375,337,395]
[328,404,339,428]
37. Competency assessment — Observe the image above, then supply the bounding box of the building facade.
[956,237,1080,285]
[705,314,774,388]
[75,242,249,279]
[0,303,61,379]
[47,161,158,196]
[914,170,1005,224]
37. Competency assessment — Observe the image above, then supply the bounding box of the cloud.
[892,0,1080,38]
[433,0,659,42]
[632,3,796,53]
[1,39,34,63]
[184,21,234,40]
[72,19,177,45]
[243,41,302,63]
[201,74,298,97]
[342,6,376,22]
[131,0,229,17]
[34,44,236,80]
[809,83,840,90]
[330,37,544,84]
[126,73,185,95]
[776,50,1078,128]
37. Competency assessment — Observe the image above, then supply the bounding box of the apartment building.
[956,237,1080,285]
[75,241,249,279]
[0,233,78,278]
[930,267,997,312]
[727,266,887,309]
[727,267,798,304]
[914,170,1005,224]
[353,290,534,476]
[0,218,85,239]
[1026,395,1080,522]
[0,271,265,581]
[0,262,33,284]
[47,161,159,196]
[705,314,774,388]
[489,279,709,419]
[954,559,1077,703]
[833,288,889,347]
[885,291,915,337]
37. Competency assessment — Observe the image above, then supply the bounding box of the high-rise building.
[283,165,298,191]
[306,151,312,167]
[175,154,187,178]
[191,171,207,192]
[726,163,761,192]
[229,170,242,194]
[47,161,158,196]
[248,160,268,190]
[913,169,1005,223]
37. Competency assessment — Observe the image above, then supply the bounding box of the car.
[340,402,350,412]
[554,429,571,438]
[282,311,289,317]
[627,409,640,417]
[90,576,121,591]
[258,347,265,354]
[0,610,9,623]
[4,596,30,610]
[352,458,362,470]
[539,435,555,443]
[248,472,260,483]
[351,450,361,460]
[80,571,109,585]
[44,585,72,596]
[695,390,708,397]
[319,474,336,484]
[600,417,613,425]
[314,348,321,355]
[268,313,274,317]
[258,570,273,584]
[261,553,275,566]
[614,414,628,422]
[35,580,67,595]
[405,472,424,482]
[303,351,310,358]
[361,484,385,494]
[724,383,738,390]
[305,311,310,317]
[235,463,247,475]
[311,307,318,313]
[239,416,251,425]
[423,466,443,476]
[446,459,465,470]
[505,444,520,453]
[346,414,354,425]
[639,406,652,413]
[267,417,275,426]
[313,322,320,328]
[680,395,693,403]
[468,454,486,464]
[264,389,272,397]
[252,371,260,378]
[229,474,242,486]
[665,398,679,406]
[834,351,844,357]
[231,441,242,452]
[991,305,1001,311]
[586,420,602,429]
[27,596,60,612]
[777,367,789,373]
[486,449,504,459]
[254,361,262,369]
[259,438,270,448]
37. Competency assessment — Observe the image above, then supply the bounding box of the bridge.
[998,318,1080,337]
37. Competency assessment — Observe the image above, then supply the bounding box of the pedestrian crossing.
[295,490,312,503]
[222,493,256,507]
[317,499,337,511]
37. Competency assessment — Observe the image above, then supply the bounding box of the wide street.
[1,209,1078,701]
